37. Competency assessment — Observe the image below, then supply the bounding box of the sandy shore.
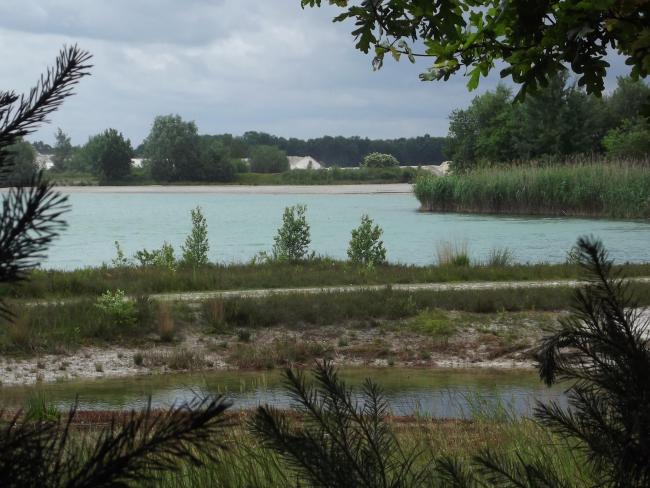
[54,183,413,195]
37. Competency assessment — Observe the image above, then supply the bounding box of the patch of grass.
[7,282,650,356]
[25,394,59,422]
[9,260,650,300]
[236,329,251,343]
[156,303,176,342]
[407,310,458,340]
[436,241,471,267]
[141,349,206,370]
[415,162,650,218]
[150,416,590,488]
[228,339,332,369]
[486,247,515,267]
[0,298,157,355]
[202,298,226,331]
[94,362,103,372]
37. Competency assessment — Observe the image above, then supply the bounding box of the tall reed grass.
[415,163,650,218]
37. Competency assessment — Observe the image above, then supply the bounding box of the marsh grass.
[156,303,176,342]
[415,162,650,218]
[436,240,470,266]
[141,349,207,370]
[147,415,589,488]
[10,259,650,300]
[486,247,515,267]
[228,339,333,369]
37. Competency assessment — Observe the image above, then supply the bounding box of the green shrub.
[95,289,136,327]
[134,242,177,270]
[603,117,650,159]
[361,152,399,168]
[181,206,209,269]
[347,214,387,267]
[272,204,311,261]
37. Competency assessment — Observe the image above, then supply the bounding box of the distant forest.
[136,133,447,167]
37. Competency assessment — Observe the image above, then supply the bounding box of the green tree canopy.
[249,145,289,173]
[143,114,201,181]
[51,127,72,171]
[361,152,399,168]
[446,75,647,170]
[198,136,236,182]
[83,128,133,181]
[603,117,650,158]
[6,140,38,186]
[302,0,650,97]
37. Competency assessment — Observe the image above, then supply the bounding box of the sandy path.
[54,184,413,195]
[123,276,650,302]
[22,276,650,306]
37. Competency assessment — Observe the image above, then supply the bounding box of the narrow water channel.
[0,368,567,418]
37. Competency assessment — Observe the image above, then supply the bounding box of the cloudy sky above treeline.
[1,0,632,145]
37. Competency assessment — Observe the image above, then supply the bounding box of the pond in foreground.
[0,369,566,418]
[44,186,650,269]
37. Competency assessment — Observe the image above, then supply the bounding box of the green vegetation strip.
[6,283,650,355]
[415,164,650,218]
[8,260,650,299]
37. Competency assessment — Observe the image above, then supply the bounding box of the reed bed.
[145,417,589,487]
[415,163,650,218]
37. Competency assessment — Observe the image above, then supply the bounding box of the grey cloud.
[0,0,633,145]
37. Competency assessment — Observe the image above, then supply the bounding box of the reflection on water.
[42,191,650,269]
[0,368,567,418]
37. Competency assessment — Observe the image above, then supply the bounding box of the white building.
[287,156,323,170]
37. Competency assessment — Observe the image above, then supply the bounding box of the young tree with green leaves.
[272,204,311,261]
[51,127,72,171]
[347,215,387,267]
[182,206,210,269]
[302,0,649,98]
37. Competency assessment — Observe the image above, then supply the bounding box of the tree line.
[217,132,447,167]
[447,75,650,171]
[22,121,446,184]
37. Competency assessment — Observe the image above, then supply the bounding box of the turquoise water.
[0,369,565,418]
[43,189,650,269]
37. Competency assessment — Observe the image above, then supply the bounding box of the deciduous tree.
[302,0,650,97]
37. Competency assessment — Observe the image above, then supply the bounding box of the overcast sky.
[1,0,632,146]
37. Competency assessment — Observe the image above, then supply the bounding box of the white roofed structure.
[287,156,323,170]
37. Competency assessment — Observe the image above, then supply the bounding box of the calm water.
[42,187,650,269]
[0,369,566,418]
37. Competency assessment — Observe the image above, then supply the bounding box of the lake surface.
[0,368,566,418]
[42,185,650,269]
